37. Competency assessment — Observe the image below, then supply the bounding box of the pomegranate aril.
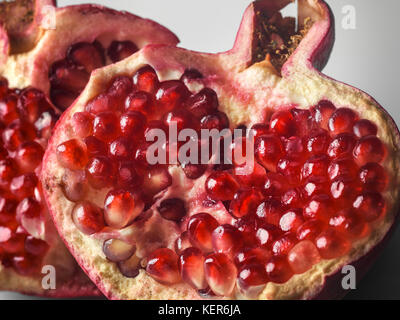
[25,236,49,256]
[117,254,142,278]
[263,172,288,197]
[50,61,89,93]
[329,209,370,240]
[179,247,207,290]
[279,209,304,232]
[104,190,144,229]
[330,177,360,206]
[287,240,320,274]
[283,136,305,159]
[133,65,159,94]
[146,248,181,285]
[108,138,134,160]
[103,239,136,262]
[277,157,302,184]
[303,194,333,222]
[353,136,386,166]
[291,108,313,137]
[181,162,207,180]
[200,112,229,130]
[229,189,263,219]
[71,112,94,138]
[16,197,41,221]
[281,188,303,207]
[12,255,40,276]
[270,110,296,137]
[107,76,134,108]
[120,111,146,138]
[0,158,17,185]
[61,170,88,202]
[117,161,143,189]
[353,119,378,138]
[265,255,293,283]
[238,264,269,292]
[315,228,351,259]
[186,88,218,118]
[353,192,386,222]
[328,157,358,180]
[157,198,186,222]
[175,231,191,255]
[306,129,330,155]
[303,177,329,198]
[256,198,283,226]
[205,171,239,201]
[125,91,153,115]
[72,201,105,235]
[328,108,358,134]
[271,233,296,256]
[86,156,116,189]
[107,40,138,63]
[164,108,195,131]
[93,112,120,142]
[0,94,19,124]
[2,120,36,151]
[86,93,115,114]
[250,124,269,140]
[256,224,280,248]
[68,41,105,73]
[0,197,18,224]
[234,161,266,188]
[311,100,336,130]
[50,88,77,111]
[359,163,388,192]
[211,224,242,257]
[296,219,325,241]
[235,247,272,267]
[0,232,26,254]
[156,80,190,111]
[142,166,172,196]
[301,155,329,180]
[10,173,38,199]
[18,87,53,124]
[255,134,284,172]
[187,213,219,252]
[56,139,88,170]
[84,136,107,157]
[204,253,237,296]
[327,133,356,158]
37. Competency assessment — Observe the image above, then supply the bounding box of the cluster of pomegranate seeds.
[49,40,139,110]
[0,78,55,276]
[55,65,389,297]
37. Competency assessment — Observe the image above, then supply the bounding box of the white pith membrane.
[42,0,400,300]
[0,1,178,295]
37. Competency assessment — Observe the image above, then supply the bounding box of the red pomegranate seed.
[279,209,304,232]
[329,209,370,240]
[328,108,358,134]
[254,134,284,172]
[200,111,229,130]
[164,108,195,131]
[181,161,207,180]
[256,198,283,226]
[330,177,360,206]
[179,247,207,290]
[103,239,136,262]
[283,136,305,159]
[10,173,38,199]
[353,136,386,166]
[302,177,329,198]
[265,255,293,283]
[359,163,388,192]
[56,139,88,170]
[211,224,242,257]
[16,197,41,222]
[0,94,19,124]
[0,77,8,98]
[117,254,142,278]
[0,232,26,254]
[133,65,159,94]
[12,255,40,276]
[72,201,105,235]
[250,124,269,140]
[180,69,203,82]
[238,264,269,291]
[311,100,336,130]
[327,157,358,180]
[104,190,144,229]
[50,88,77,111]
[107,76,134,106]
[50,60,89,93]
[327,133,356,158]
[269,110,296,137]
[205,171,239,201]
[117,161,143,189]
[256,224,280,248]
[235,247,272,267]
[17,87,53,123]
[287,240,320,274]
[157,198,186,222]
[142,166,172,196]
[61,170,88,202]
[125,91,153,115]
[186,88,218,118]
[85,93,115,114]
[175,231,191,255]
[187,213,219,252]
[156,80,190,111]
[234,216,261,246]
[120,111,146,138]
[107,40,138,63]
[263,172,288,197]
[353,192,386,222]
[86,156,117,189]
[315,228,351,259]
[277,157,302,184]
[2,120,36,151]
[296,219,325,241]
[25,236,49,256]
[109,137,134,160]
[84,136,107,157]
[71,111,94,138]
[353,119,378,138]
[306,129,330,154]
[229,189,263,219]
[93,112,120,142]
[0,158,17,185]
[234,161,267,188]
[301,155,329,180]
[0,197,18,224]
[146,248,181,285]
[204,253,237,296]
[271,233,296,255]
[303,194,333,222]
[67,41,105,73]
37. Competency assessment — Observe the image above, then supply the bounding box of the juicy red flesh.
[54,66,390,297]
[0,78,57,276]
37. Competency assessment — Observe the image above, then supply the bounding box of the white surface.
[1,0,399,299]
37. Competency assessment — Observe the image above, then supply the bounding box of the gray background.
[1,0,399,299]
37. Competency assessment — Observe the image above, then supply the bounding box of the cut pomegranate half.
[0,0,178,296]
[42,0,400,300]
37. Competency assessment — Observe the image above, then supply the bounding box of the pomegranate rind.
[43,0,400,300]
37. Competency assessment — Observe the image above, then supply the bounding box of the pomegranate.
[0,0,178,296]
[42,0,400,300]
